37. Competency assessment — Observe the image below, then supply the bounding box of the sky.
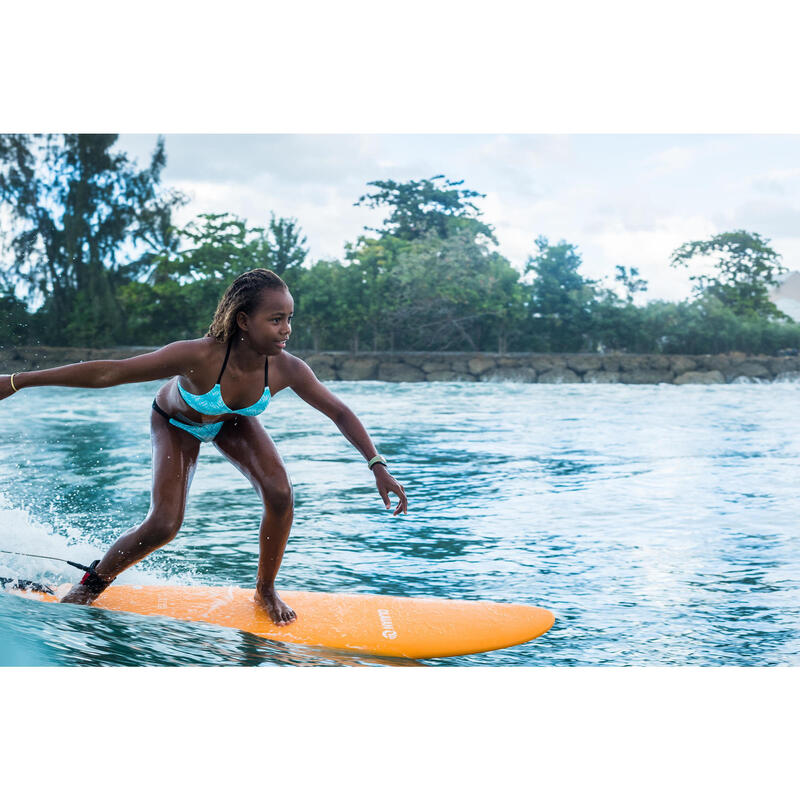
[117,134,800,303]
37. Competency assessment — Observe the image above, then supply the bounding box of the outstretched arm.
[0,340,199,400]
[288,357,408,516]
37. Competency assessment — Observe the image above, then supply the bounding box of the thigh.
[149,404,202,522]
[213,415,290,500]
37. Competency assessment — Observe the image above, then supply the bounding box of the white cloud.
[713,199,800,239]
[171,178,383,263]
[644,145,697,175]
[642,137,739,177]
[586,215,718,301]
[112,134,800,301]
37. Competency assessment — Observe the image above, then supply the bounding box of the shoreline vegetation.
[3,135,800,359]
[3,346,799,385]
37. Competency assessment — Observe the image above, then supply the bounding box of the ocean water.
[1,378,799,666]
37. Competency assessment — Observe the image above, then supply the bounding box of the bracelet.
[367,455,387,470]
[9,373,19,393]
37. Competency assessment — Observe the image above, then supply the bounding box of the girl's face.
[239,288,294,353]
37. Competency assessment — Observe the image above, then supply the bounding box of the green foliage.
[266,213,309,286]
[614,265,649,304]
[341,235,406,351]
[0,279,31,345]
[670,230,787,319]
[148,211,308,286]
[585,296,800,355]
[0,133,185,345]
[641,298,800,355]
[355,175,495,243]
[5,149,800,357]
[148,213,256,285]
[524,236,598,351]
[117,212,310,345]
[388,231,521,351]
[115,279,225,345]
[290,260,353,350]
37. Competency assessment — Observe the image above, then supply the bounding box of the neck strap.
[216,337,234,384]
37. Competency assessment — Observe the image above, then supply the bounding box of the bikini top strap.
[216,338,234,384]
[264,354,269,388]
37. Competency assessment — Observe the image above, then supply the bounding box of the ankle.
[79,560,115,593]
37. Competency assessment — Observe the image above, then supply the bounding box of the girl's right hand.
[0,375,19,401]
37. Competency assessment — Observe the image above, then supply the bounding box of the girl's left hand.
[374,467,407,516]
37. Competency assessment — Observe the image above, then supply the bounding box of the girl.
[0,269,407,625]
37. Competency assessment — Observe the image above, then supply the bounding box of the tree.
[342,234,407,351]
[477,253,527,354]
[0,134,185,345]
[118,211,309,345]
[524,236,597,351]
[148,213,260,285]
[292,259,354,351]
[264,212,308,286]
[0,276,30,345]
[614,265,648,304]
[670,230,787,319]
[148,211,308,285]
[389,230,520,351]
[355,175,495,243]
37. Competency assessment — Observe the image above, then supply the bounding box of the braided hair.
[207,269,288,342]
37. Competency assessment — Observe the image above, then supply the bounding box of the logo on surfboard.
[377,608,397,639]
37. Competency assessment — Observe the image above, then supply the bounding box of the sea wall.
[2,346,800,384]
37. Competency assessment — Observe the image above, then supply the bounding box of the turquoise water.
[1,378,799,666]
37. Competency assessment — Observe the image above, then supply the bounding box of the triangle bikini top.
[177,338,271,417]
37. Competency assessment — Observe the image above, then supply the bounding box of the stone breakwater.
[3,346,800,384]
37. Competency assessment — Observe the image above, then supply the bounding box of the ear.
[236,310,249,331]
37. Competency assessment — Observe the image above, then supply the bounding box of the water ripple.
[1,380,799,665]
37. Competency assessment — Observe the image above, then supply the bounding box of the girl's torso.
[154,337,292,425]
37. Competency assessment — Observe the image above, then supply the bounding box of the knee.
[142,512,183,547]
[262,480,293,515]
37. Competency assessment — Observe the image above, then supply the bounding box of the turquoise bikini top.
[178,337,270,417]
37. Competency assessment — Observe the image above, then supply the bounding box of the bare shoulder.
[146,337,211,371]
[271,351,348,420]
[269,351,317,394]
[191,336,225,360]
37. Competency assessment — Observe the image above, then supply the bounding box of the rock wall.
[3,346,800,384]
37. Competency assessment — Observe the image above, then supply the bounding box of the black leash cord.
[0,548,94,574]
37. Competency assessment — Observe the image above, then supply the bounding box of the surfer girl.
[0,268,407,625]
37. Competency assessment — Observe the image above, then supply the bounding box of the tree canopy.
[0,134,185,345]
[670,230,787,319]
[355,175,495,243]
[2,140,799,356]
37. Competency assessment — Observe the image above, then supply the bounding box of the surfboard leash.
[0,549,108,593]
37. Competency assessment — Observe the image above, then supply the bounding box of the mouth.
[275,339,289,348]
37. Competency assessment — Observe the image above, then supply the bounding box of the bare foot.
[60,584,104,605]
[254,585,297,626]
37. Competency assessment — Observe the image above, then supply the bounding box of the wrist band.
[10,373,18,392]
[368,455,387,470]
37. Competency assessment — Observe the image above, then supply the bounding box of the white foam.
[0,492,199,588]
[774,371,800,383]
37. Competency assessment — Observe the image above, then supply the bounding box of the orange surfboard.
[10,583,555,659]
